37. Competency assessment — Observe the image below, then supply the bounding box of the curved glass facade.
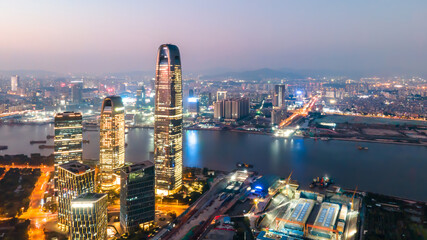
[99,96,125,190]
[154,44,183,195]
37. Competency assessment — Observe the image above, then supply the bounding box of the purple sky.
[1,0,426,74]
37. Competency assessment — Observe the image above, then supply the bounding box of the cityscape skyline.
[1,1,427,75]
[0,2,426,239]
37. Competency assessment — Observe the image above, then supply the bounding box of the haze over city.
[1,0,427,75]
[0,1,426,240]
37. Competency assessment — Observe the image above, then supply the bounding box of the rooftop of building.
[287,198,315,224]
[59,161,92,175]
[102,95,124,114]
[313,202,340,229]
[54,111,82,119]
[71,193,107,203]
[122,161,154,173]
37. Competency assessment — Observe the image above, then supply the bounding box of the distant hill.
[0,70,60,78]
[202,68,304,81]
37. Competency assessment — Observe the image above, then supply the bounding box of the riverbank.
[309,136,427,147]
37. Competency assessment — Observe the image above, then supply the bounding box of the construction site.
[253,177,361,240]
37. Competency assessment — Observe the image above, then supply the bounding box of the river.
[0,124,426,201]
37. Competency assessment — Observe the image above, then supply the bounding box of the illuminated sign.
[188,97,199,103]
[115,107,125,112]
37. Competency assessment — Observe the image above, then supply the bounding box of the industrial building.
[310,202,340,239]
[281,198,315,237]
[250,175,279,197]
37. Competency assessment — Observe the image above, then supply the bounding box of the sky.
[1,0,427,75]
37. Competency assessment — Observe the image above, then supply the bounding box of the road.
[18,166,55,240]
[279,96,318,128]
[152,175,231,240]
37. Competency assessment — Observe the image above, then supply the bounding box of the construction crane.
[285,171,293,185]
[351,186,358,211]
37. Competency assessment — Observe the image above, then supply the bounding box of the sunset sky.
[1,0,426,74]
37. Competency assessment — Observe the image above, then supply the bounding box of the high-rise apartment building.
[11,75,19,92]
[99,96,125,190]
[154,44,183,195]
[216,90,227,101]
[120,161,155,232]
[273,84,287,108]
[213,98,250,120]
[70,193,108,240]
[54,112,83,166]
[57,161,96,231]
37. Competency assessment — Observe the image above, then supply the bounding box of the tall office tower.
[216,90,227,101]
[199,92,212,107]
[71,81,83,104]
[273,84,287,108]
[57,161,96,231]
[54,112,83,167]
[188,89,194,98]
[120,161,155,232]
[187,97,199,116]
[136,85,145,109]
[99,96,125,190]
[154,44,183,195]
[11,75,19,92]
[70,193,108,240]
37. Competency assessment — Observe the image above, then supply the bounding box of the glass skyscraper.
[99,96,125,190]
[57,161,96,231]
[70,193,108,240]
[120,161,155,232]
[54,112,83,166]
[154,44,183,195]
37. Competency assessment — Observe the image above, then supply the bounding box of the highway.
[16,165,54,240]
[279,96,318,128]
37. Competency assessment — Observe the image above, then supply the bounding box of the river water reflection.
[0,125,426,201]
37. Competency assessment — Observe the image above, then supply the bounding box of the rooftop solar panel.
[324,207,335,227]
[318,208,327,223]
[291,203,303,219]
[297,203,310,222]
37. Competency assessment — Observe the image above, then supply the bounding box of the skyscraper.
[54,112,83,166]
[135,85,145,109]
[154,44,183,195]
[71,80,83,104]
[57,161,96,231]
[11,75,19,92]
[273,84,287,108]
[216,90,227,101]
[120,161,155,232]
[99,96,125,190]
[70,193,108,240]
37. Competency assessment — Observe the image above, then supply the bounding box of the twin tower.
[100,44,183,195]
